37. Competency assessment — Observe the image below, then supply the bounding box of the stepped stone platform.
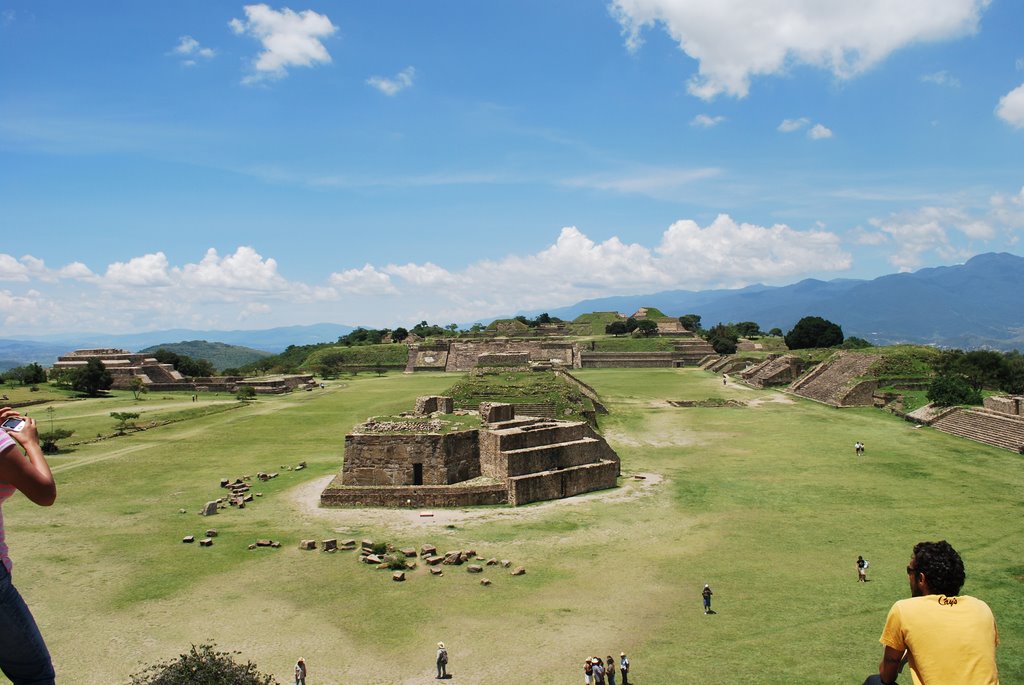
[788,352,883,407]
[930,407,1024,452]
[740,355,805,388]
[321,399,620,508]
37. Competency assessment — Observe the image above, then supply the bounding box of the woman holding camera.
[0,408,57,683]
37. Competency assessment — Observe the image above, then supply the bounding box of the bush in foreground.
[128,643,279,685]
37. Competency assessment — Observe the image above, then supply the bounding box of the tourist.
[605,655,616,685]
[857,555,868,582]
[584,657,593,685]
[0,409,57,683]
[592,656,605,685]
[436,641,448,679]
[864,540,999,685]
[294,656,306,685]
[702,583,714,614]
[619,652,630,685]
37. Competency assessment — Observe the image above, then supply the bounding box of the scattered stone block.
[341,539,356,547]
[205,529,217,538]
[480,578,492,586]
[248,544,257,550]
[511,567,526,576]
[401,547,417,558]
[296,461,307,471]
[322,539,338,552]
[179,509,187,514]
[199,538,213,547]
[182,535,195,544]
[405,561,417,570]
[364,554,383,564]
[243,494,253,502]
[392,571,405,582]
[271,541,281,548]
[467,564,483,573]
[421,544,437,556]
[429,567,443,576]
[220,478,229,488]
[500,560,511,568]
[200,501,218,516]
[256,539,273,547]
[299,540,317,550]
[486,558,498,566]
[419,512,434,517]
[361,539,374,550]
[426,555,444,566]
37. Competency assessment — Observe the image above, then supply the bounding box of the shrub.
[128,642,279,685]
[236,386,257,401]
[927,375,982,407]
[785,316,844,350]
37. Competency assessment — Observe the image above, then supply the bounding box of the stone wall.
[320,481,508,507]
[340,430,480,486]
[414,396,454,415]
[580,352,678,368]
[445,340,579,372]
[984,395,1023,416]
[508,460,618,506]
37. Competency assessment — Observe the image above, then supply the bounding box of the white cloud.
[385,262,458,287]
[104,252,174,287]
[562,166,721,198]
[869,206,995,271]
[0,255,29,282]
[921,70,960,87]
[610,0,990,99]
[778,117,810,133]
[172,35,216,66]
[179,247,287,291]
[691,114,725,128]
[996,83,1024,128]
[808,123,833,139]
[230,4,336,84]
[367,66,416,96]
[328,264,399,295]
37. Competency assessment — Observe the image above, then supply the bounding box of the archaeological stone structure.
[321,398,620,508]
[52,348,316,394]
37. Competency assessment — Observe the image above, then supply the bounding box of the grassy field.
[4,370,1022,683]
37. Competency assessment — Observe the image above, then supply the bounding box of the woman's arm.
[0,410,56,506]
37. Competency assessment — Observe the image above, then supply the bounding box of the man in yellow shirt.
[865,540,999,685]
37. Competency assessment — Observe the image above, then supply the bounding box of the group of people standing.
[854,441,866,456]
[583,652,629,685]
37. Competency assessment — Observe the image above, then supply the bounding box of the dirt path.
[289,472,665,532]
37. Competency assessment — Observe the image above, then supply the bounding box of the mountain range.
[0,252,1021,369]
[543,251,1024,350]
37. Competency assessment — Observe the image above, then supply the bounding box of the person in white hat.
[436,641,448,679]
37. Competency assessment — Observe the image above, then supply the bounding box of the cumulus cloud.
[610,0,989,99]
[691,113,725,128]
[868,206,996,271]
[104,253,173,287]
[179,247,287,291]
[172,35,216,66]
[808,123,833,139]
[329,264,399,295]
[778,117,810,133]
[229,4,336,84]
[996,83,1024,128]
[921,70,960,87]
[366,66,416,96]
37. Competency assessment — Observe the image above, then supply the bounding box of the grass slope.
[4,371,1021,684]
[139,340,272,371]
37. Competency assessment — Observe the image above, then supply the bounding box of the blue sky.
[2,0,1023,336]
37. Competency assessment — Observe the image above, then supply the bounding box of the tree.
[111,411,140,435]
[784,316,844,350]
[678,314,702,332]
[705,323,739,355]
[624,317,639,333]
[634,319,658,337]
[734,321,761,338]
[768,327,783,337]
[1001,352,1024,395]
[71,359,113,397]
[374,362,387,377]
[840,336,874,349]
[236,386,257,401]
[128,642,278,685]
[39,428,74,454]
[392,327,409,342]
[927,375,982,407]
[129,376,148,400]
[605,321,628,336]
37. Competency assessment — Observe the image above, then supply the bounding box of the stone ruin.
[320,397,620,507]
[52,348,317,394]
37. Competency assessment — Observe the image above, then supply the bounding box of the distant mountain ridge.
[138,341,272,372]
[544,252,1024,350]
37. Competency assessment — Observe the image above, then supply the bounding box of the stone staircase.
[788,352,881,406]
[741,355,804,388]
[672,338,717,365]
[931,408,1024,452]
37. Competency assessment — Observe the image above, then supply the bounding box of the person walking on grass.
[703,583,714,614]
[294,657,306,685]
[584,657,593,685]
[858,555,869,582]
[0,408,57,685]
[863,540,999,685]
[592,657,605,685]
[436,642,448,679]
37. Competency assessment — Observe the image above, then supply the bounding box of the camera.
[1,417,26,432]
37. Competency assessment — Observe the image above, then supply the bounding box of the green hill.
[139,340,272,372]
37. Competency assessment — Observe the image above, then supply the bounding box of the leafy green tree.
[72,359,113,397]
[392,327,409,342]
[635,319,658,337]
[605,321,628,336]
[129,376,148,400]
[374,362,387,377]
[784,316,844,349]
[678,314,702,332]
[1001,352,1024,395]
[110,411,140,435]
[927,375,982,407]
[840,336,874,349]
[734,321,761,337]
[768,327,783,337]
[624,317,639,333]
[128,642,278,685]
[236,386,257,401]
[39,428,74,454]
[705,323,739,354]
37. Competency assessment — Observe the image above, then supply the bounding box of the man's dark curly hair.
[912,540,966,596]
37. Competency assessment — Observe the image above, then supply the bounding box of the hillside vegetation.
[139,340,271,372]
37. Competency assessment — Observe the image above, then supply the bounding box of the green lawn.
[4,370,1021,684]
